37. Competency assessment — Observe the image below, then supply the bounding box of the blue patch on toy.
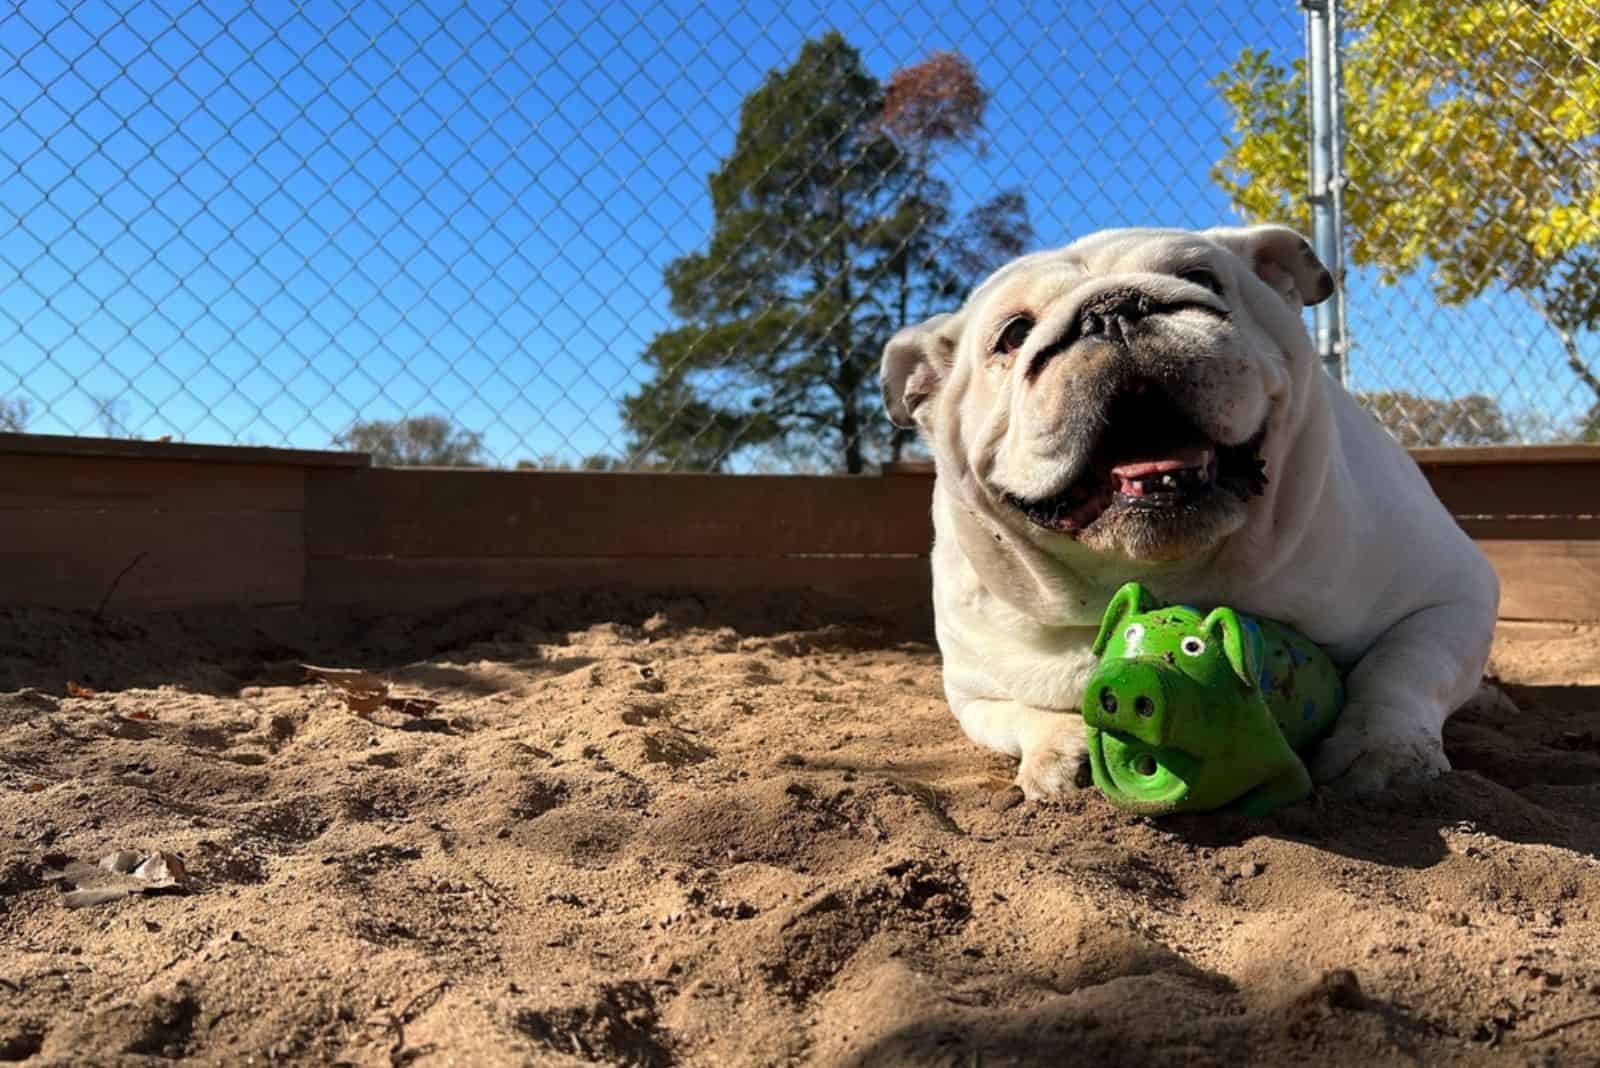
[1302,698,1315,721]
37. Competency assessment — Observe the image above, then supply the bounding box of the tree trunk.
[1524,294,1600,439]
[842,400,863,474]
[834,194,862,474]
[889,427,909,462]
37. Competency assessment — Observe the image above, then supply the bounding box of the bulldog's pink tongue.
[1111,446,1215,497]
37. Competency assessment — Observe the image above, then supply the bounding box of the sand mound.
[1,597,1598,1065]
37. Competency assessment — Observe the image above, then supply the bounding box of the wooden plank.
[304,554,933,617]
[304,544,1600,624]
[1454,517,1600,541]
[880,461,936,476]
[0,431,368,468]
[884,457,1600,520]
[1421,462,1600,519]
[1477,540,1600,622]
[1410,445,1600,466]
[305,468,937,559]
[0,511,304,610]
[889,447,1600,474]
[0,456,304,512]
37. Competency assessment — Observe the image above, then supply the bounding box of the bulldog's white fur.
[881,225,1499,799]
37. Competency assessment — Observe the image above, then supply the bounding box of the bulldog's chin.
[1000,384,1267,562]
[1073,488,1251,562]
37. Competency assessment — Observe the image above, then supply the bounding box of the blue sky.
[0,0,1589,464]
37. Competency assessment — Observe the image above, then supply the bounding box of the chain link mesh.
[1,1,1593,469]
[1330,0,1600,447]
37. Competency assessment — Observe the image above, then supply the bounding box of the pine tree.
[624,34,1029,472]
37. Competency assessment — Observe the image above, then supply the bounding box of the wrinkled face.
[955,229,1290,561]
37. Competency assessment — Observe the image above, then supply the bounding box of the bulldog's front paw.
[1310,707,1450,797]
[1016,716,1091,800]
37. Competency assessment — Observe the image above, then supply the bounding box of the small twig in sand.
[94,551,148,620]
[1520,1011,1600,1043]
[385,979,450,1066]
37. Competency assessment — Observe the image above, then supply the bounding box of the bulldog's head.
[882,225,1333,564]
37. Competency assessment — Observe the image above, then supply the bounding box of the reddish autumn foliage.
[880,51,987,144]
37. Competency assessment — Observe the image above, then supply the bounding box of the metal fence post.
[1302,0,1348,385]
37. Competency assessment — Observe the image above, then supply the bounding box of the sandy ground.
[2,593,1599,1067]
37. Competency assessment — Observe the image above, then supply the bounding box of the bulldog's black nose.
[1078,291,1153,346]
[1025,287,1220,381]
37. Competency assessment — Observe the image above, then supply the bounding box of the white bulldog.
[880,225,1499,800]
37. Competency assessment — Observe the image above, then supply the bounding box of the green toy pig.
[1080,582,1345,817]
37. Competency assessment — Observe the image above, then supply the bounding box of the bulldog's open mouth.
[1004,382,1267,534]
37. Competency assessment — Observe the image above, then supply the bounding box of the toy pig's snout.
[1082,660,1167,737]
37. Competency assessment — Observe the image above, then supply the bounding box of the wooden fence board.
[305,554,933,616]
[305,468,937,559]
[1421,463,1600,519]
[887,445,1600,474]
[883,455,1600,521]
[1409,445,1600,466]
[0,435,1594,622]
[1454,517,1600,541]
[0,456,304,513]
[1477,540,1600,622]
[0,511,304,610]
[0,431,367,467]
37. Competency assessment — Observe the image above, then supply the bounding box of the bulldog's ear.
[1203,224,1335,308]
[881,312,964,429]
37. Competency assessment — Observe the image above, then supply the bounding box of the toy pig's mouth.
[1087,727,1198,815]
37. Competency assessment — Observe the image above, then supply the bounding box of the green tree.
[0,396,29,432]
[1213,1,1600,421]
[515,453,631,471]
[1354,390,1513,447]
[625,35,1030,473]
[334,415,485,467]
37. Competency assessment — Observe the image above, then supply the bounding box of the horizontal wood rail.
[2,434,1596,623]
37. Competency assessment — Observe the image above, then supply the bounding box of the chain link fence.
[1,0,1594,470]
[1218,0,1600,448]
[1338,0,1600,446]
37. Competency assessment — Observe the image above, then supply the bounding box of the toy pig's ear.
[1093,582,1159,657]
[1201,607,1256,687]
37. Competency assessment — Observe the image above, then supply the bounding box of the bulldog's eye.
[995,315,1035,356]
[1177,266,1223,296]
[1180,636,1207,657]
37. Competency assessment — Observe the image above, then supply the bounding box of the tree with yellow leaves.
[1213,0,1599,437]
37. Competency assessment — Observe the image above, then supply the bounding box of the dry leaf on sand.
[302,664,389,713]
[44,850,192,909]
[302,664,444,720]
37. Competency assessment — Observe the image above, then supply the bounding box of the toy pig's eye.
[1124,624,1144,644]
[1180,636,1206,656]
